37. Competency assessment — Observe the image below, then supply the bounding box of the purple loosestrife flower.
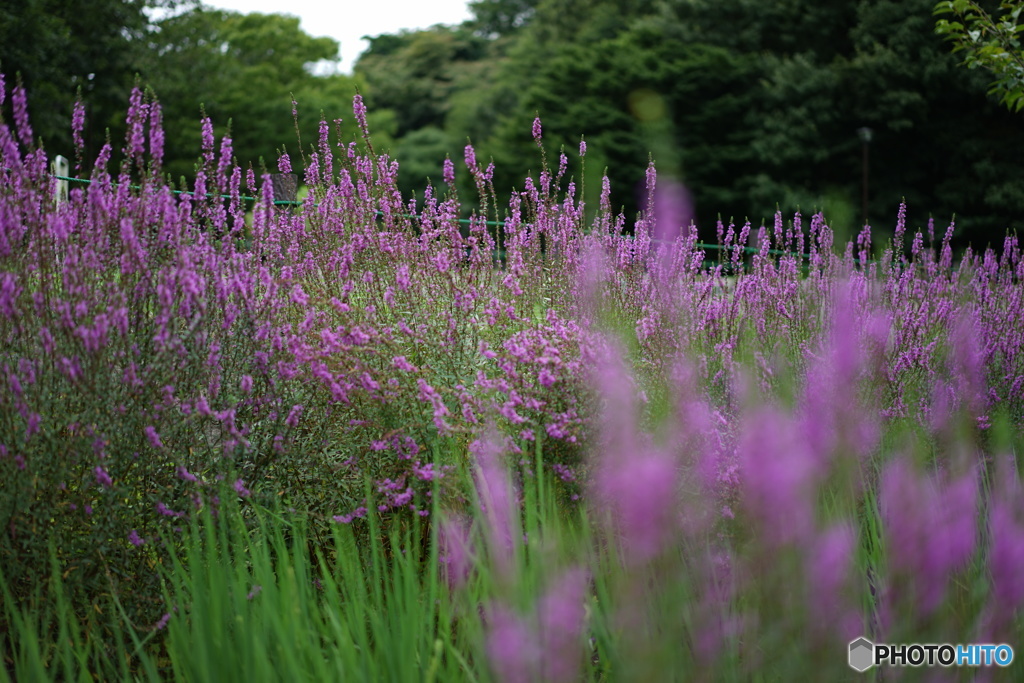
[153,613,172,631]
[176,466,198,482]
[332,507,367,524]
[985,461,1024,637]
[0,273,21,319]
[144,426,163,449]
[128,530,144,547]
[486,606,539,683]
[156,502,182,518]
[438,516,473,589]
[94,466,113,489]
[472,430,517,577]
[536,568,588,681]
[738,406,820,547]
[285,404,303,428]
[233,479,251,497]
[443,157,455,185]
[123,87,149,166]
[596,450,677,563]
[804,523,860,640]
[11,86,33,147]
[485,568,587,683]
[589,341,679,562]
[989,497,1024,606]
[532,117,543,145]
[880,459,977,615]
[148,100,164,167]
[352,94,369,138]
[392,356,417,372]
[653,177,694,246]
[418,379,451,432]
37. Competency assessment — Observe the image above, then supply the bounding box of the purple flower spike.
[596,451,677,563]
[176,466,198,483]
[472,430,517,575]
[438,516,473,589]
[94,466,113,489]
[443,157,455,185]
[485,567,588,683]
[738,407,820,547]
[987,462,1024,635]
[486,606,539,683]
[880,459,978,615]
[144,426,163,449]
[804,523,858,638]
[153,613,172,631]
[537,568,588,681]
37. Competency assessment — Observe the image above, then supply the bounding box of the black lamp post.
[857,127,873,226]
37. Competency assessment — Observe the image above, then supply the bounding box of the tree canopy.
[138,7,363,181]
[1,0,1022,249]
[935,0,1024,111]
[351,0,1024,248]
[0,0,158,160]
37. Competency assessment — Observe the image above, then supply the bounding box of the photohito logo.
[848,637,1014,671]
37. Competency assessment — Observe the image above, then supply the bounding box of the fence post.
[269,173,297,207]
[51,155,69,207]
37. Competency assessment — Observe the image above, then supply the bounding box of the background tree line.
[0,0,370,183]
[2,0,1022,249]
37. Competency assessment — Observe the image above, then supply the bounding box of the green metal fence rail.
[4,163,861,268]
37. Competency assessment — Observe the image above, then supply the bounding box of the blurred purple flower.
[153,612,172,631]
[804,523,857,633]
[94,466,113,489]
[333,507,367,524]
[880,459,977,614]
[144,426,163,449]
[988,463,1024,622]
[176,466,198,482]
[738,406,821,547]
[439,516,473,589]
[472,430,517,576]
[486,568,587,683]
[487,605,539,683]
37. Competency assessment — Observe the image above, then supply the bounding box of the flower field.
[1,81,1023,681]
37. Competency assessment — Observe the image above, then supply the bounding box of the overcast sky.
[198,0,474,74]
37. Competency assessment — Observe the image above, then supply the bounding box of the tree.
[935,1,1024,111]
[0,0,178,160]
[138,8,363,183]
[355,26,490,138]
[469,0,540,37]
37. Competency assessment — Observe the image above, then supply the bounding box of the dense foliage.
[936,0,1024,112]
[3,1,1023,250]
[356,0,1024,250]
[2,80,1024,680]
[0,0,369,182]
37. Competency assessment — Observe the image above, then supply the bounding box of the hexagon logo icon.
[849,637,874,672]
